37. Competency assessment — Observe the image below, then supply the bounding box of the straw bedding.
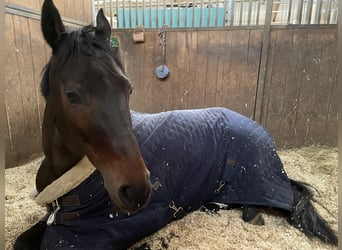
[5,146,338,250]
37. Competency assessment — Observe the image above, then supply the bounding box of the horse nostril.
[118,184,150,210]
[119,185,132,203]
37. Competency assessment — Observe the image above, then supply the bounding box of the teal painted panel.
[118,8,224,28]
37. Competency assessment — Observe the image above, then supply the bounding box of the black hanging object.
[155,24,170,80]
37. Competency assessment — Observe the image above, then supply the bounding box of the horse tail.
[287,179,337,246]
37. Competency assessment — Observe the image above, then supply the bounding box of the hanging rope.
[155,24,170,80]
[158,24,167,69]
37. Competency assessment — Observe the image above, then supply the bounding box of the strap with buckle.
[46,199,61,225]
[45,195,81,225]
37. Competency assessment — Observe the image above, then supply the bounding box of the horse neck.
[36,99,84,192]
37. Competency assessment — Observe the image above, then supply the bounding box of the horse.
[14,0,151,248]
[14,0,337,249]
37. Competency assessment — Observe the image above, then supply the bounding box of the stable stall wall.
[4,1,338,168]
[5,0,93,168]
[114,25,338,149]
[261,27,338,148]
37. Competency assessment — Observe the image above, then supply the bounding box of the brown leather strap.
[61,212,80,223]
[62,195,80,206]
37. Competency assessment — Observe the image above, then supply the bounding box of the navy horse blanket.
[39,107,293,249]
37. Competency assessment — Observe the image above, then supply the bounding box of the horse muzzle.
[117,178,152,212]
[104,173,152,213]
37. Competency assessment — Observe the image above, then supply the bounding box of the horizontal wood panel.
[5,0,92,23]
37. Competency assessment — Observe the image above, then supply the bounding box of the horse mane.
[40,25,122,98]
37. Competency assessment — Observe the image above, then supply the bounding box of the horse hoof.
[242,205,265,226]
[248,214,265,226]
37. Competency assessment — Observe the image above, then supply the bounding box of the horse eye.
[66,91,82,104]
[129,86,134,95]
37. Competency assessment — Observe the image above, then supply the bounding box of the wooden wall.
[5,0,92,168]
[114,26,338,149]
[5,1,338,168]
[5,0,92,23]
[261,27,338,148]
[119,28,263,118]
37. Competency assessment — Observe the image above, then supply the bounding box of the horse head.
[38,0,151,213]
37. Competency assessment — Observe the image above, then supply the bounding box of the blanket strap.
[46,195,82,225]
[46,200,61,225]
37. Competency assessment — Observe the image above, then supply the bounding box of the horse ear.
[41,0,66,53]
[95,9,111,43]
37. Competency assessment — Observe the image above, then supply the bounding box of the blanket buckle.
[169,200,184,219]
[47,200,61,225]
[214,180,226,193]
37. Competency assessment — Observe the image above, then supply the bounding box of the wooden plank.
[180,30,193,110]
[123,31,149,112]
[266,29,286,146]
[291,29,313,147]
[140,31,157,112]
[325,78,337,146]
[143,31,162,112]
[315,28,338,145]
[179,31,204,109]
[259,29,277,128]
[192,30,209,108]
[220,30,233,109]
[276,28,300,148]
[245,29,262,118]
[63,0,75,20]
[159,30,180,112]
[215,30,226,108]
[5,13,27,165]
[74,0,86,23]
[7,0,40,11]
[301,29,322,145]
[171,31,187,110]
[204,30,221,107]
[29,18,47,134]
[254,0,273,122]
[142,29,164,112]
[183,31,198,109]
[5,107,15,168]
[174,32,189,109]
[83,0,93,23]
[227,29,250,116]
[12,15,41,156]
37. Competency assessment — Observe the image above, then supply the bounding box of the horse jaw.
[84,145,151,213]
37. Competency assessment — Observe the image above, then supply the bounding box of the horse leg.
[242,205,264,226]
[14,219,47,250]
[286,179,337,245]
[201,203,265,226]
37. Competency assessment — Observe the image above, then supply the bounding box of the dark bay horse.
[15,0,151,248]
[37,0,151,211]
[14,0,337,249]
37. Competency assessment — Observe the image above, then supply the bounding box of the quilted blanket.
[40,107,293,249]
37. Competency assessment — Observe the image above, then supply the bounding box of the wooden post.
[253,0,273,123]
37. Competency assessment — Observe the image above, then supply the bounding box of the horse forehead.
[75,55,128,82]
